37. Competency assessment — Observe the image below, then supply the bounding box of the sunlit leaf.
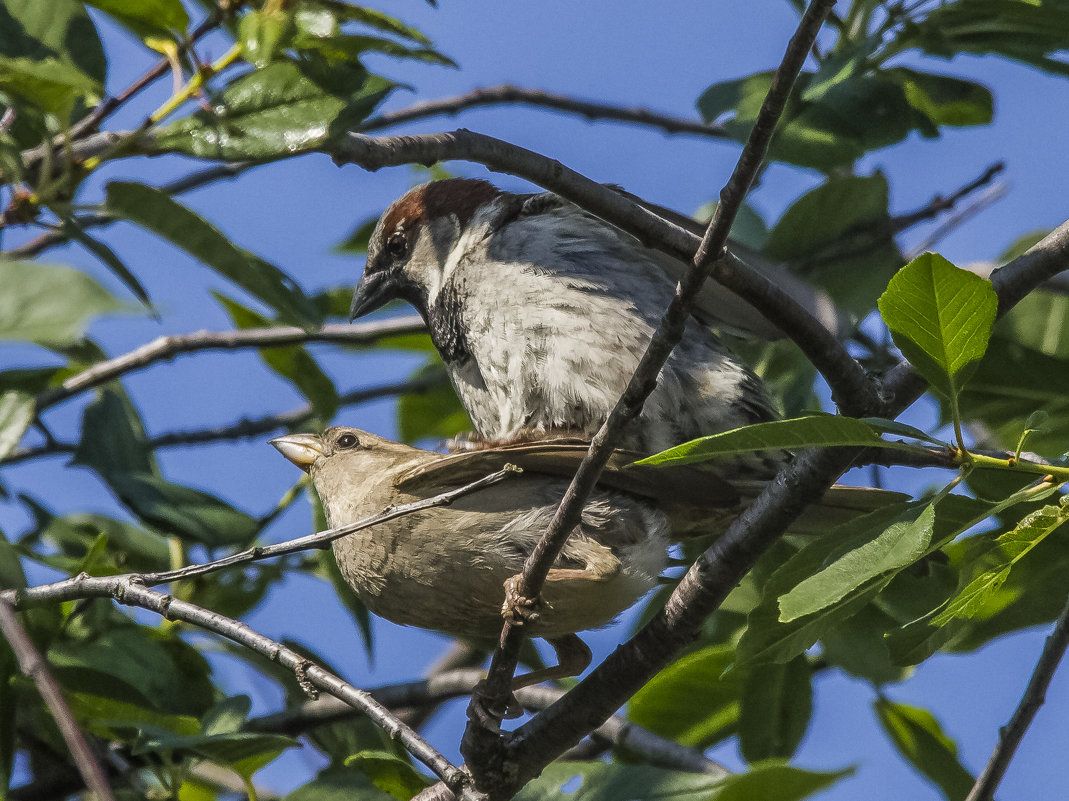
[0,390,33,460]
[0,261,124,346]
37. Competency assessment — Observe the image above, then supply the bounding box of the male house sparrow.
[350,178,810,455]
[271,427,902,686]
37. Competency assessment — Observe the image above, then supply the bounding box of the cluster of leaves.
[1,0,1068,800]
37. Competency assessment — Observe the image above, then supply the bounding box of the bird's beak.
[349,268,393,321]
[270,434,325,473]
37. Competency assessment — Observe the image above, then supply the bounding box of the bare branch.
[965,589,1069,801]
[8,466,518,606]
[458,0,837,791]
[248,668,728,778]
[361,84,732,140]
[6,578,478,798]
[906,183,1010,261]
[35,316,426,411]
[0,597,116,801]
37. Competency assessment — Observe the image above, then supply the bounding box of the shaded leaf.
[106,182,320,329]
[74,387,157,478]
[0,260,124,346]
[739,656,812,762]
[66,692,200,740]
[0,0,106,84]
[0,54,100,118]
[878,252,998,399]
[61,217,154,312]
[344,750,430,799]
[397,362,468,443]
[628,644,742,748]
[104,472,260,547]
[285,766,395,800]
[215,292,338,418]
[890,68,992,128]
[875,698,974,801]
[0,390,34,460]
[85,0,189,42]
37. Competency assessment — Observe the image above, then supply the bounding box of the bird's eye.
[385,231,408,258]
[335,433,359,449]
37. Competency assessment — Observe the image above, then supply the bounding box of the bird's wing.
[611,188,845,340]
[394,438,741,509]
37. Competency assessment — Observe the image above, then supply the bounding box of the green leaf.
[0,54,100,118]
[737,501,938,665]
[294,32,456,68]
[766,174,890,261]
[997,289,1069,359]
[0,390,34,460]
[313,547,373,658]
[889,68,993,128]
[299,1,432,44]
[285,766,395,801]
[151,59,394,161]
[106,182,320,329]
[0,0,106,84]
[819,604,910,685]
[895,0,1069,79]
[240,8,297,67]
[74,387,158,478]
[215,293,338,418]
[628,644,742,748]
[0,260,124,346]
[933,504,1069,625]
[878,252,998,399]
[85,0,189,42]
[334,215,378,253]
[202,695,251,736]
[104,472,260,547]
[397,363,468,443]
[637,415,925,466]
[875,698,974,801]
[779,503,937,623]
[66,693,200,740]
[61,217,154,313]
[513,761,849,801]
[344,750,430,799]
[739,656,812,762]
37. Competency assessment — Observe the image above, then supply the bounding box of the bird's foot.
[501,575,544,626]
[467,679,522,732]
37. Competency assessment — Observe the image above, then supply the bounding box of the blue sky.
[4,1,1069,797]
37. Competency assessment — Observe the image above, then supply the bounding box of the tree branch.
[457,0,837,793]
[34,316,426,411]
[0,597,116,801]
[3,373,443,467]
[361,84,732,140]
[6,579,479,799]
[964,589,1069,801]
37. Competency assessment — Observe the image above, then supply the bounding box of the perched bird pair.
[272,179,889,694]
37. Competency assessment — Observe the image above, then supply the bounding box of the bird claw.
[467,679,522,732]
[501,575,544,626]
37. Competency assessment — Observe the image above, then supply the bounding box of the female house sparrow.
[271,427,902,686]
[349,179,790,455]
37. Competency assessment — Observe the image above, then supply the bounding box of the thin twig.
[362,84,731,140]
[0,597,117,801]
[459,0,837,792]
[891,162,1006,233]
[8,466,518,605]
[35,316,426,411]
[964,590,1069,801]
[906,183,1010,260]
[2,373,443,467]
[5,579,479,799]
[248,668,729,778]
